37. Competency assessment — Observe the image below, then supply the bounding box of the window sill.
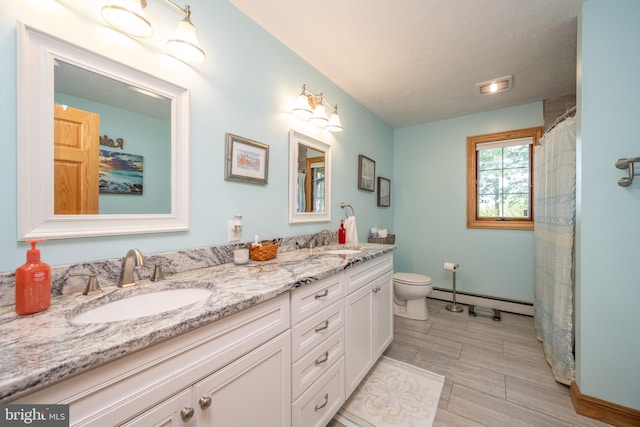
[467,219,533,231]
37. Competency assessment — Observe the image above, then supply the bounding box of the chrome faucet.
[310,229,336,248]
[118,249,146,288]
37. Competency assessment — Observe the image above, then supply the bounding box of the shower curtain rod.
[544,106,577,137]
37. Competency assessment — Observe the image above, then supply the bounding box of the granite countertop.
[0,243,394,402]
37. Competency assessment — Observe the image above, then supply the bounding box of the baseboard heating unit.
[431,287,534,317]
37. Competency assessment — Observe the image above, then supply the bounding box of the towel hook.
[340,202,355,218]
[615,157,640,187]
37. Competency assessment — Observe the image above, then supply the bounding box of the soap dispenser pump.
[15,239,51,315]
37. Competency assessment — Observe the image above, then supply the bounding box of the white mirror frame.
[17,22,190,240]
[288,130,331,223]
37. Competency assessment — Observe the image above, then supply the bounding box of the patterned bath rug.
[334,356,444,427]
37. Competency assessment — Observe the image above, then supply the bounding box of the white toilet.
[393,272,433,320]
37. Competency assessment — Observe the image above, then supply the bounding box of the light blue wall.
[2,0,638,413]
[55,94,171,214]
[576,0,640,410]
[0,1,393,271]
[393,103,543,302]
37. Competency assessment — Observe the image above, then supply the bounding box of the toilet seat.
[393,272,432,286]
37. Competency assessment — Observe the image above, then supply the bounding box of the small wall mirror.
[17,22,189,239]
[289,130,331,223]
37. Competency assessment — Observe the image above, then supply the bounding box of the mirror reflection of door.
[53,104,100,214]
[305,156,325,212]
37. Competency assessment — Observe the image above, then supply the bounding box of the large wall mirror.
[289,130,331,223]
[17,22,190,240]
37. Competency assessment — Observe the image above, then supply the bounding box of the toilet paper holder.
[444,262,463,313]
[443,262,459,272]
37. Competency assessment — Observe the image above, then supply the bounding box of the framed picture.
[99,150,144,194]
[377,177,391,207]
[358,155,375,191]
[225,133,269,185]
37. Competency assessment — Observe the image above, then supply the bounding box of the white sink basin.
[324,249,362,255]
[70,288,213,324]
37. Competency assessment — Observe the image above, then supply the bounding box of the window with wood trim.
[467,127,543,230]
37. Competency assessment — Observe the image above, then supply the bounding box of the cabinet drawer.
[291,274,345,324]
[291,300,344,362]
[292,328,344,400]
[292,356,345,427]
[345,252,393,294]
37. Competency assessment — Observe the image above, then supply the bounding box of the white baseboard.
[430,289,534,316]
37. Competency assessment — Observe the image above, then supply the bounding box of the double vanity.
[3,21,398,426]
[0,243,394,427]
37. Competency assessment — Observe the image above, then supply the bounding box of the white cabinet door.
[344,284,373,397]
[373,271,394,359]
[120,388,194,427]
[194,331,291,427]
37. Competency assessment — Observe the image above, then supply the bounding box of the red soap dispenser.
[15,239,51,315]
[338,220,346,244]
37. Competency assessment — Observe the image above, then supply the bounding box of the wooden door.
[305,156,324,212]
[54,104,100,214]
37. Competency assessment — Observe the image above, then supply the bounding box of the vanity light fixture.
[291,84,343,132]
[476,75,512,95]
[101,0,153,37]
[101,0,205,63]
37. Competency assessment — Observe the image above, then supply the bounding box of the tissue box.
[367,234,395,244]
[249,241,279,261]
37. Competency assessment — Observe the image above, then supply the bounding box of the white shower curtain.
[297,172,306,212]
[533,116,576,385]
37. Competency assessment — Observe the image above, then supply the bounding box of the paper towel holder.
[444,262,464,313]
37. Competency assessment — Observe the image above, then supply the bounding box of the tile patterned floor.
[329,298,611,427]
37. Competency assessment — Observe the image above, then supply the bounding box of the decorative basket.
[367,234,395,244]
[249,241,279,261]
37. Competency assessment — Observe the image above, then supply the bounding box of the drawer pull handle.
[180,407,195,422]
[315,351,329,365]
[199,396,212,410]
[314,289,329,299]
[314,393,329,411]
[314,320,329,332]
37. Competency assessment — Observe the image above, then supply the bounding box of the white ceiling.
[229,0,584,128]
[55,60,170,120]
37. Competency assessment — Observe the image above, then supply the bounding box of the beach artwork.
[99,149,144,194]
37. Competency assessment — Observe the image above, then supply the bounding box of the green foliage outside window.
[477,145,530,218]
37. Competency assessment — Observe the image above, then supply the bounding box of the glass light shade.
[291,94,313,120]
[166,19,206,63]
[310,103,328,127]
[101,0,152,37]
[326,110,343,132]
